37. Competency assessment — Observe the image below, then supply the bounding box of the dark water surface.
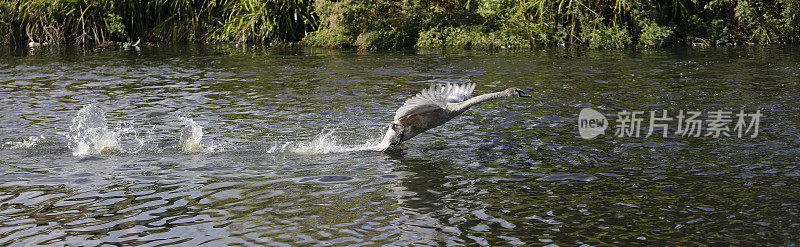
[0,46,798,245]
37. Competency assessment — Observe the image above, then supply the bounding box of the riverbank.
[2,0,798,49]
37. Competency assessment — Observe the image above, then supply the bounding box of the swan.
[372,83,530,151]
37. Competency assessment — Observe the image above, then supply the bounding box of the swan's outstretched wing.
[446,82,475,103]
[394,83,475,120]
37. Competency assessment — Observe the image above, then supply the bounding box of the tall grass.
[1,0,798,48]
[0,0,318,46]
[212,0,317,43]
[0,0,117,46]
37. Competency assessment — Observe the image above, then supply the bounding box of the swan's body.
[372,83,530,151]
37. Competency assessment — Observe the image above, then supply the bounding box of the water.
[1,45,798,245]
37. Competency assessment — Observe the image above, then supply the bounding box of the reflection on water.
[0,45,798,245]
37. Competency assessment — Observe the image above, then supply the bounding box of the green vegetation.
[0,0,316,46]
[1,0,798,49]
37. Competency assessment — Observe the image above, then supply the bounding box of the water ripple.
[0,46,797,245]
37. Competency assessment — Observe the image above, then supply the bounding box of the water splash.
[65,104,152,156]
[267,130,378,154]
[178,117,205,153]
[67,104,122,156]
[2,135,46,149]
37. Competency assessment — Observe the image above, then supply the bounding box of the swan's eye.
[391,123,398,130]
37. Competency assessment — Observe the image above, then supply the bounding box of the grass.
[1,0,798,48]
[0,0,317,46]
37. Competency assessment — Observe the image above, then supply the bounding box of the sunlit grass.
[0,0,797,47]
[0,0,317,46]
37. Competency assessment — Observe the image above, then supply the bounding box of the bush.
[709,19,731,45]
[355,29,414,50]
[302,28,353,47]
[584,24,632,49]
[1,0,799,47]
[417,26,496,49]
[639,22,674,47]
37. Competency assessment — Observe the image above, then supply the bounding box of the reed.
[211,0,317,44]
[0,0,318,46]
[1,0,117,46]
[1,0,797,48]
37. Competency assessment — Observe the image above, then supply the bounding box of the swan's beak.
[519,90,531,98]
[389,130,404,147]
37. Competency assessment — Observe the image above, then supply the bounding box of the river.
[0,45,798,245]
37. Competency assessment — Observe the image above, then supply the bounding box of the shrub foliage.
[1,0,797,48]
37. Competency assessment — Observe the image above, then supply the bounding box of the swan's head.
[505,87,531,98]
[373,122,405,151]
[386,123,405,146]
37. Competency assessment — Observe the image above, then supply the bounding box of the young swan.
[372,83,530,151]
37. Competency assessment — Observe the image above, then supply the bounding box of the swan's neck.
[449,91,508,113]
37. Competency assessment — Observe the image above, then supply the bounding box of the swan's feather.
[394,83,475,120]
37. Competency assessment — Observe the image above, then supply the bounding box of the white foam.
[3,135,46,149]
[67,104,122,156]
[267,130,379,154]
[178,117,205,153]
[65,104,153,156]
